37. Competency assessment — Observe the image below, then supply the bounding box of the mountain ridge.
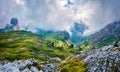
[81,20,120,49]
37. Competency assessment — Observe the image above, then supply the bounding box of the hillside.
[0,31,120,72]
[90,20,120,48]
[0,30,78,62]
[58,44,120,72]
[61,20,120,72]
[80,20,120,50]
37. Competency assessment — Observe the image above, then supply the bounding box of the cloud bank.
[0,0,120,35]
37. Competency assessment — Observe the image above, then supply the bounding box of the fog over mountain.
[0,0,120,35]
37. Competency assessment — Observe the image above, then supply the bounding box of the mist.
[0,0,120,35]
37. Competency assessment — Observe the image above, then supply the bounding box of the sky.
[0,0,120,35]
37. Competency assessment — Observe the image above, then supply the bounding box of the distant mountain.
[90,20,120,41]
[92,20,120,48]
[83,20,120,49]
[36,28,70,41]
[36,28,53,35]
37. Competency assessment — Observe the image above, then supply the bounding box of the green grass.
[80,35,118,50]
[0,30,78,62]
[94,35,116,48]
[57,56,88,72]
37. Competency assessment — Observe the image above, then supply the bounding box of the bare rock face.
[82,45,120,72]
[88,21,120,49]
[90,21,120,42]
[0,58,40,72]
[41,57,61,72]
[0,57,61,72]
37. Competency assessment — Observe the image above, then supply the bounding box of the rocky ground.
[81,45,120,72]
[0,57,61,72]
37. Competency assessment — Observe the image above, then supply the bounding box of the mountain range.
[0,20,120,72]
[87,20,120,48]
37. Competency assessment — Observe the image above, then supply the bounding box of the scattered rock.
[0,58,40,72]
[0,57,61,72]
[82,45,120,72]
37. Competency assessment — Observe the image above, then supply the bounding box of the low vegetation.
[57,56,88,72]
[0,30,78,62]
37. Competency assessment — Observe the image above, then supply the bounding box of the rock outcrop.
[82,45,120,72]
[0,57,61,72]
[0,58,40,72]
[88,20,120,48]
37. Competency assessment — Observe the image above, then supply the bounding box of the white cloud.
[45,0,98,35]
[57,0,67,6]
[1,11,6,16]
[1,0,120,36]
[0,0,98,35]
[15,0,24,5]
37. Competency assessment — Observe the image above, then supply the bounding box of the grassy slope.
[57,55,88,72]
[0,30,78,62]
[80,36,117,51]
